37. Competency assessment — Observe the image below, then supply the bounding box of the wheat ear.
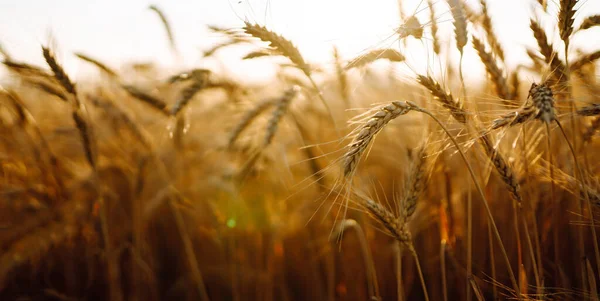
[416,74,467,123]
[479,0,505,61]
[121,85,169,115]
[343,101,411,177]
[428,0,441,55]
[344,49,405,70]
[472,37,511,100]
[447,0,468,54]
[149,5,178,55]
[558,0,577,51]
[74,52,118,78]
[578,15,600,31]
[264,87,298,146]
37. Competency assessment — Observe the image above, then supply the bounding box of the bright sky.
[0,0,599,81]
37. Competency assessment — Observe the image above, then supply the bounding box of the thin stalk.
[395,241,404,301]
[556,120,600,276]
[487,222,498,301]
[441,240,449,301]
[409,245,430,301]
[411,106,521,300]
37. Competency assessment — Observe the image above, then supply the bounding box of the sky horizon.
[0,0,599,83]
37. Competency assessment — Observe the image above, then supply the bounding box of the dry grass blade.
[578,15,600,31]
[263,87,298,146]
[345,49,405,70]
[558,0,577,47]
[416,74,467,123]
[148,5,177,55]
[447,0,468,53]
[570,50,600,72]
[472,37,511,100]
[577,104,600,116]
[42,46,76,96]
[479,0,505,61]
[343,101,411,177]
[121,85,169,115]
[74,52,118,78]
[243,21,310,76]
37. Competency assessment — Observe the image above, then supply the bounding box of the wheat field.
[1,0,600,300]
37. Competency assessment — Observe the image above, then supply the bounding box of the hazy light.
[0,0,599,82]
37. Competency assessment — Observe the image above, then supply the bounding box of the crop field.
[1,0,600,300]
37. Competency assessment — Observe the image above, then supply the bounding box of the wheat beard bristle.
[343,101,411,177]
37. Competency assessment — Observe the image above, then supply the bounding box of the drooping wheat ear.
[333,47,350,106]
[583,116,600,143]
[447,0,468,53]
[479,133,522,203]
[570,50,600,72]
[344,49,405,70]
[363,198,412,245]
[402,146,428,220]
[416,74,467,123]
[72,109,96,168]
[264,87,298,146]
[121,85,169,115]
[578,15,600,31]
[558,0,577,49]
[148,5,177,55]
[171,73,208,115]
[428,0,441,55]
[577,104,600,116]
[243,50,273,60]
[243,21,310,76]
[343,101,411,177]
[530,20,567,83]
[479,0,505,61]
[74,52,118,78]
[472,37,511,100]
[397,15,423,40]
[228,100,275,149]
[529,82,556,123]
[490,106,536,130]
[25,79,68,102]
[42,46,76,96]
